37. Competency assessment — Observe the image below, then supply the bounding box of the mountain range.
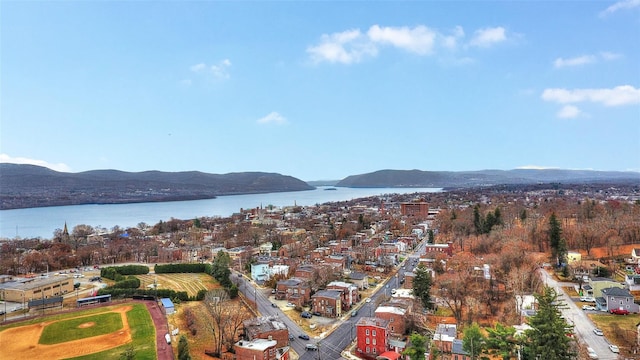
[1,164,638,210]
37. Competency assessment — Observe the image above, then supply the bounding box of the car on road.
[271,303,277,308]
[365,298,371,303]
[610,308,629,315]
[298,334,310,340]
[593,328,604,336]
[289,334,294,340]
[351,310,358,317]
[609,344,619,353]
[305,344,318,351]
[301,311,312,318]
[580,296,596,303]
[582,305,596,311]
[587,347,598,359]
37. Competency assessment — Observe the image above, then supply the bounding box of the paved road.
[538,269,618,360]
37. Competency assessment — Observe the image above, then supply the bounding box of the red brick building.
[234,339,290,360]
[374,299,412,336]
[275,277,311,306]
[356,317,390,359]
[243,316,289,348]
[400,202,429,217]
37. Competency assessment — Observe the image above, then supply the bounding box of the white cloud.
[553,52,622,68]
[0,154,71,172]
[600,0,640,16]
[257,112,287,125]
[367,25,437,55]
[307,29,377,64]
[600,51,622,60]
[190,63,207,72]
[469,27,507,48]
[557,105,582,118]
[553,55,596,68]
[442,26,465,50]
[541,85,640,106]
[190,59,232,79]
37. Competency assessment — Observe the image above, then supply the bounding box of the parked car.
[609,344,619,353]
[365,298,371,303]
[289,334,294,340]
[298,334,310,340]
[587,347,598,359]
[610,308,629,315]
[351,310,358,317]
[582,305,596,311]
[286,303,295,307]
[271,289,276,294]
[271,303,277,308]
[580,296,596,303]
[301,311,312,319]
[593,328,604,336]
[312,311,322,316]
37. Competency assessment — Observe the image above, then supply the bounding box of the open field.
[136,273,215,297]
[0,303,156,360]
[590,312,640,355]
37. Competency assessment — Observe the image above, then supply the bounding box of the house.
[160,298,175,315]
[293,265,316,280]
[451,339,471,360]
[243,316,290,348]
[348,271,369,290]
[433,323,457,353]
[586,277,624,298]
[600,287,640,313]
[423,242,454,257]
[311,289,342,318]
[275,278,311,306]
[356,317,390,359]
[400,202,429,217]
[326,281,359,308]
[403,272,415,289]
[625,274,640,291]
[374,299,412,336]
[632,248,640,264]
[234,338,289,360]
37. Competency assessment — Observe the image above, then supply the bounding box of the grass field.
[0,303,156,360]
[39,312,123,344]
[136,273,215,297]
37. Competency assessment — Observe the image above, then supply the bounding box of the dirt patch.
[0,306,132,360]
[78,322,96,329]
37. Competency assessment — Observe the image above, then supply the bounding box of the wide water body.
[0,187,440,239]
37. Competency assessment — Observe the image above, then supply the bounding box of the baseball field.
[0,303,156,360]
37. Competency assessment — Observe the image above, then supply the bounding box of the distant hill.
[0,164,314,210]
[336,169,640,188]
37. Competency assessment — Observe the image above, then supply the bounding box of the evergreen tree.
[473,205,483,235]
[413,263,433,310]
[548,213,567,266]
[428,229,435,244]
[402,332,427,360]
[178,335,192,360]
[485,323,517,360]
[462,323,486,360]
[523,287,576,360]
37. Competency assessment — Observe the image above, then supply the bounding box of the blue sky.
[1,1,639,181]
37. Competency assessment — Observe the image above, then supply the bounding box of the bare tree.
[204,289,230,356]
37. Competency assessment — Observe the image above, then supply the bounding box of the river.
[0,187,440,239]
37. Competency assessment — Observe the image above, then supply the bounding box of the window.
[366,329,370,335]
[372,330,376,336]
[373,339,376,345]
[373,348,376,354]
[366,347,370,353]
[366,338,370,344]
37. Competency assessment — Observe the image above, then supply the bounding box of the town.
[1,182,639,360]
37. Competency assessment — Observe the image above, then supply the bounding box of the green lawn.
[39,312,123,344]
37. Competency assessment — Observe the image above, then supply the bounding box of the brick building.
[243,316,289,348]
[311,289,343,318]
[356,317,390,359]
